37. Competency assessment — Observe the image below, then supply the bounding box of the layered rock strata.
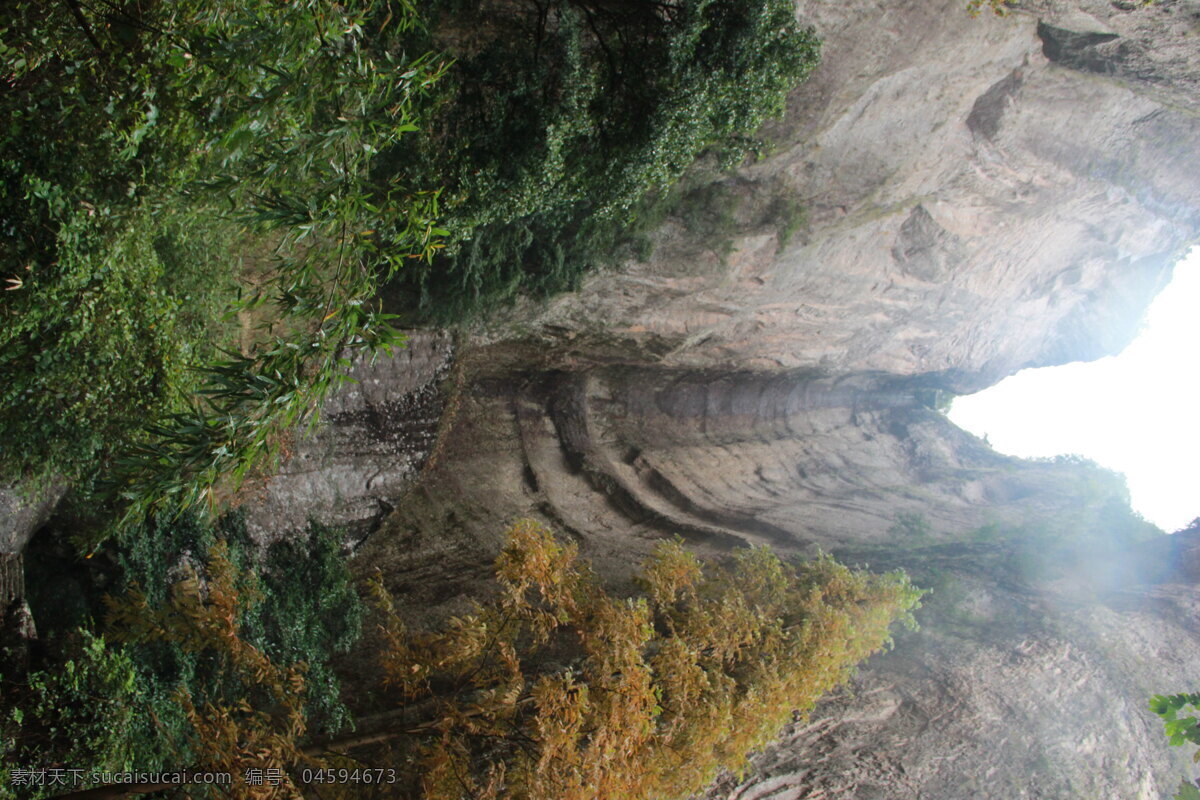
[341,359,1191,798]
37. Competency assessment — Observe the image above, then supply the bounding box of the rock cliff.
[475,0,1198,393]
[298,360,1194,799]
[237,0,1200,796]
[331,366,1195,798]
[240,330,455,545]
[700,529,1200,800]
[0,0,1193,792]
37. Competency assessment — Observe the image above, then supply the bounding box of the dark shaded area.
[891,205,965,281]
[1038,21,1123,75]
[966,68,1024,141]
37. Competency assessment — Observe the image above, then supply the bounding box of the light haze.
[949,250,1200,532]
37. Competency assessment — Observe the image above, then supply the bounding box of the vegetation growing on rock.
[0,0,819,537]
[1,511,363,798]
[384,0,820,320]
[3,521,920,799]
[0,0,449,557]
[1150,693,1200,800]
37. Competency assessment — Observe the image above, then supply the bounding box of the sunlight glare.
[948,250,1200,532]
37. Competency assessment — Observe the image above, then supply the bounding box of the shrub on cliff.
[1150,693,1200,799]
[385,0,822,319]
[113,512,364,740]
[0,630,153,798]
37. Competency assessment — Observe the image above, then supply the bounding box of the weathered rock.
[701,533,1200,800]
[355,363,1150,570]
[0,482,65,555]
[0,596,37,678]
[241,330,454,544]
[475,0,1199,393]
[1029,0,1200,112]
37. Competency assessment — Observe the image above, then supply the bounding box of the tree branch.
[61,0,107,57]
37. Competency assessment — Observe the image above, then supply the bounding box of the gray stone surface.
[241,330,455,544]
[0,482,64,555]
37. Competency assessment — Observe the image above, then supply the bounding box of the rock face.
[476,0,1199,393]
[344,362,1193,798]
[247,0,1200,796]
[0,482,65,556]
[702,532,1200,800]
[241,330,454,543]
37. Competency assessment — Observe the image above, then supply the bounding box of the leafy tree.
[0,631,152,800]
[1150,693,1200,800]
[386,0,822,319]
[4,509,364,799]
[242,521,365,735]
[112,511,363,741]
[102,539,311,799]
[362,520,922,799]
[0,0,444,523]
[38,521,919,799]
[889,512,932,540]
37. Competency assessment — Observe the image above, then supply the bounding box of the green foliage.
[242,522,364,734]
[0,631,156,799]
[387,0,821,319]
[915,388,955,413]
[767,192,808,249]
[1151,694,1200,800]
[99,0,448,528]
[114,511,363,740]
[954,459,1162,584]
[105,539,310,798]
[890,511,933,540]
[369,521,923,800]
[673,181,742,257]
[965,0,1012,15]
[1176,781,1200,800]
[1151,694,1200,754]
[116,508,229,607]
[0,0,444,523]
[0,199,239,487]
[0,3,229,482]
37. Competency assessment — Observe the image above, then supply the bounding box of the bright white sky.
[949,249,1200,533]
